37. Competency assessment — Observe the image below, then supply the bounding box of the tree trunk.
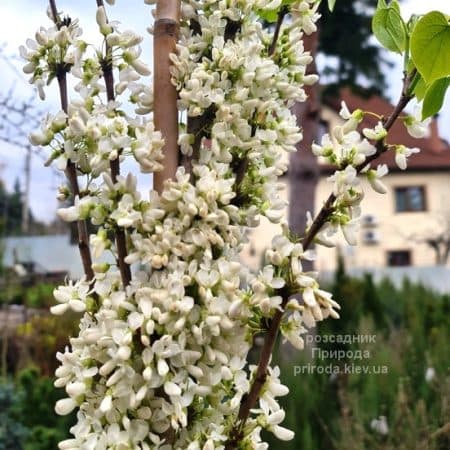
[288,32,321,271]
[153,1,181,193]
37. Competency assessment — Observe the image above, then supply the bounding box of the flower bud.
[55,398,77,416]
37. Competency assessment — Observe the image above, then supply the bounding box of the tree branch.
[182,9,288,181]
[268,7,288,56]
[96,0,132,288]
[49,0,95,284]
[232,10,288,202]
[153,0,181,193]
[226,69,416,450]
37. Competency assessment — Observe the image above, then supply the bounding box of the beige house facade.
[244,89,450,272]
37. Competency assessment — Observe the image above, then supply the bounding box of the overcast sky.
[0,0,449,223]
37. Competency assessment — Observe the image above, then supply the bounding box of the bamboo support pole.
[153,0,181,193]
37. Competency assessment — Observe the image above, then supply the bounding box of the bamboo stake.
[153,0,181,193]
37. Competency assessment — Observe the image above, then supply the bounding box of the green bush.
[0,382,29,450]
[0,368,76,450]
[265,267,450,450]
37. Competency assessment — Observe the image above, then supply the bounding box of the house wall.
[315,171,450,271]
[243,102,450,272]
[243,169,450,272]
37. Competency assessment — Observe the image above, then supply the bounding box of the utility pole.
[21,146,31,234]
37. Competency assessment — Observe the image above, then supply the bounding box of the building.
[244,88,450,274]
[2,234,82,279]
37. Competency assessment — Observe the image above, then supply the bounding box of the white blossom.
[366,164,389,194]
[425,367,436,382]
[370,416,389,435]
[403,106,431,139]
[363,121,387,141]
[395,145,420,170]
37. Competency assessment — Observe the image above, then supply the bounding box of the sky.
[0,0,449,223]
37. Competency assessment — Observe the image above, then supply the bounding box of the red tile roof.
[324,87,450,172]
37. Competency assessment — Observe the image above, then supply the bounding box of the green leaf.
[257,0,296,23]
[257,8,279,23]
[390,0,401,14]
[422,77,450,119]
[411,11,450,84]
[413,76,427,101]
[372,6,407,54]
[377,0,387,8]
[328,0,337,12]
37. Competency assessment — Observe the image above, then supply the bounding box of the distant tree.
[318,0,392,96]
[0,382,29,449]
[0,178,46,236]
[408,214,450,265]
[0,179,22,236]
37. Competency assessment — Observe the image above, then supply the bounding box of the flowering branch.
[49,0,95,283]
[153,0,180,192]
[304,68,417,248]
[268,6,288,56]
[95,0,132,287]
[233,8,293,206]
[226,64,417,449]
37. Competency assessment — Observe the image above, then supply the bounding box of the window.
[394,186,426,212]
[387,250,411,267]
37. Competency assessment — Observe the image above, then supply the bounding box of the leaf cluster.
[372,0,450,119]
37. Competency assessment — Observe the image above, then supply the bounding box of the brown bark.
[96,0,132,287]
[153,1,181,193]
[49,0,95,284]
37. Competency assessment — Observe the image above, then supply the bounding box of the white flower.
[403,106,431,139]
[51,280,89,315]
[370,416,389,435]
[425,367,435,382]
[281,311,306,350]
[339,101,363,132]
[273,425,295,441]
[363,121,387,141]
[339,101,352,120]
[96,6,113,35]
[395,145,420,170]
[342,219,359,246]
[25,0,361,447]
[260,0,283,9]
[312,133,335,158]
[327,165,359,196]
[315,222,338,248]
[55,398,77,416]
[100,394,113,413]
[90,229,110,258]
[366,164,388,194]
[66,381,86,397]
[57,196,93,222]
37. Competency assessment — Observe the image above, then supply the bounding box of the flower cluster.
[23,1,332,448]
[310,99,427,247]
[20,12,83,99]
